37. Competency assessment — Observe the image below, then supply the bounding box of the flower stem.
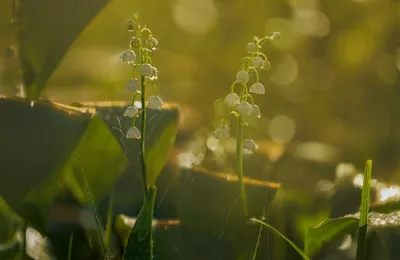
[236,115,248,216]
[139,30,148,197]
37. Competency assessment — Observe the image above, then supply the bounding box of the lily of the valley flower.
[126,126,141,139]
[243,139,259,153]
[236,70,249,84]
[249,82,265,95]
[237,101,252,115]
[126,78,140,92]
[252,56,264,68]
[214,125,230,139]
[141,63,154,77]
[251,104,261,118]
[246,42,258,52]
[123,105,139,118]
[224,93,240,107]
[120,50,136,64]
[147,96,163,110]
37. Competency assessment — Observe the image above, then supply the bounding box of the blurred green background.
[1,0,400,258]
[2,0,400,177]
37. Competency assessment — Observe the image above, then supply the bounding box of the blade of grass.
[68,233,74,260]
[252,207,266,260]
[356,160,372,260]
[81,169,110,260]
[250,218,311,260]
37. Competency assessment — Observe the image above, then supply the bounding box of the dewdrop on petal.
[126,78,140,92]
[126,126,141,139]
[123,105,139,118]
[214,125,230,139]
[224,93,240,107]
[249,82,265,95]
[246,42,257,52]
[120,50,136,64]
[237,101,252,115]
[141,63,153,77]
[147,96,163,110]
[252,56,264,68]
[251,104,261,118]
[243,139,259,153]
[236,70,249,84]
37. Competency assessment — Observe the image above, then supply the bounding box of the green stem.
[236,115,248,216]
[139,31,149,197]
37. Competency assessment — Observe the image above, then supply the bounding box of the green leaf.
[304,217,358,257]
[0,97,128,231]
[123,185,157,260]
[91,102,180,187]
[250,218,311,260]
[145,116,179,187]
[356,160,372,260]
[17,0,111,99]
[62,114,128,204]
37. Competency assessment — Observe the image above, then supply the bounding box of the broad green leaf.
[305,217,358,257]
[86,102,180,188]
[62,114,128,204]
[123,185,157,260]
[17,0,111,99]
[0,97,128,231]
[145,117,179,187]
[0,97,90,229]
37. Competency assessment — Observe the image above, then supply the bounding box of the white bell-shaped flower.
[249,82,265,95]
[224,93,240,107]
[262,60,271,71]
[147,96,163,110]
[146,37,159,51]
[236,70,249,84]
[126,78,140,92]
[251,104,261,118]
[120,50,136,64]
[243,139,259,153]
[141,63,153,77]
[126,20,138,32]
[252,57,264,68]
[129,37,141,48]
[126,126,141,139]
[237,101,252,115]
[214,125,230,139]
[123,105,139,118]
[246,42,257,52]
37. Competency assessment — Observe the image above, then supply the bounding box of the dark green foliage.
[17,0,111,99]
[123,186,157,260]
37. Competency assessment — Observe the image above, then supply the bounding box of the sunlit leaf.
[62,114,128,204]
[87,102,180,188]
[304,217,358,257]
[17,0,111,99]
[356,160,372,260]
[145,117,179,187]
[123,186,157,260]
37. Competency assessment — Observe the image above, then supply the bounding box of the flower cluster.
[120,18,162,139]
[214,32,280,153]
